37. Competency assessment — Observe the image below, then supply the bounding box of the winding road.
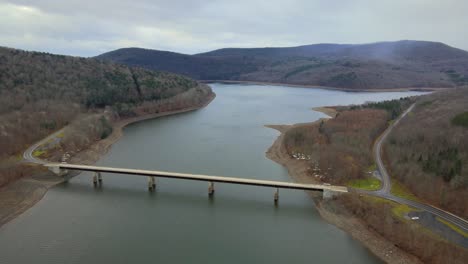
[23,129,65,165]
[369,103,468,232]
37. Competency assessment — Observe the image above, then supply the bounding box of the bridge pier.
[274,188,279,205]
[148,177,156,191]
[93,172,102,186]
[208,182,215,196]
[44,164,349,198]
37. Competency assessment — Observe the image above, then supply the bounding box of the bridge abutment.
[49,166,68,177]
[323,189,341,200]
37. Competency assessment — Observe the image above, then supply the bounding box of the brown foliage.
[384,88,468,218]
[0,102,80,158]
[0,47,214,186]
[284,109,388,183]
[0,164,31,187]
[0,47,203,159]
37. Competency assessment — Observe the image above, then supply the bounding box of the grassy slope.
[348,177,382,191]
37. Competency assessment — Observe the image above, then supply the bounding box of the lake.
[0,83,428,263]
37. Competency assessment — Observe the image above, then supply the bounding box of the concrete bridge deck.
[45,163,348,193]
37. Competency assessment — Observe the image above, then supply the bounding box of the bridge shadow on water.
[52,180,322,220]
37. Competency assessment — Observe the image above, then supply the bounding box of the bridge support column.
[93,172,102,186]
[274,188,279,205]
[148,177,156,191]
[93,173,98,186]
[208,182,215,197]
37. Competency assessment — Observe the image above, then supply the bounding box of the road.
[45,163,349,192]
[369,103,468,232]
[23,105,468,231]
[23,129,65,164]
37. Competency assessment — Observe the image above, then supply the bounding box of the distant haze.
[1,0,468,57]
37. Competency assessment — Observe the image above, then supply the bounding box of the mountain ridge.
[198,40,468,61]
[96,40,468,89]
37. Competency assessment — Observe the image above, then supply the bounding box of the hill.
[200,40,468,61]
[97,40,468,89]
[96,48,261,80]
[384,88,468,218]
[0,46,213,165]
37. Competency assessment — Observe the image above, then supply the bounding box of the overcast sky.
[1,0,467,57]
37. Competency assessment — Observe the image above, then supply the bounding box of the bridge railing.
[45,163,348,202]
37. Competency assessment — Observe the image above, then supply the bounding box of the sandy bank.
[0,92,216,228]
[312,107,337,118]
[264,118,422,264]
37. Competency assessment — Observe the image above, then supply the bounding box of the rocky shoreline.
[264,109,422,264]
[0,92,216,229]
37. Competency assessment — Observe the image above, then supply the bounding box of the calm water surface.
[0,84,427,263]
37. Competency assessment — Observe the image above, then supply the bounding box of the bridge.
[45,163,348,203]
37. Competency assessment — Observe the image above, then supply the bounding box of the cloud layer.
[1,0,467,57]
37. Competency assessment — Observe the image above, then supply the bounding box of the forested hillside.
[283,98,413,185]
[384,88,468,218]
[0,47,214,187]
[284,109,388,183]
[280,96,467,262]
[97,40,468,90]
[95,48,260,80]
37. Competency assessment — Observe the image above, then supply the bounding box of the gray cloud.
[1,0,467,57]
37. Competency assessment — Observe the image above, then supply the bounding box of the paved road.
[373,104,415,195]
[46,163,349,192]
[24,106,468,232]
[23,129,65,164]
[369,103,468,232]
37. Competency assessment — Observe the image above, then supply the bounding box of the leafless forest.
[0,47,213,187]
[284,108,389,184]
[385,88,468,218]
[283,93,468,263]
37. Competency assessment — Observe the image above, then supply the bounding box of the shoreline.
[202,80,449,93]
[264,108,422,264]
[0,92,216,229]
[69,92,216,166]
